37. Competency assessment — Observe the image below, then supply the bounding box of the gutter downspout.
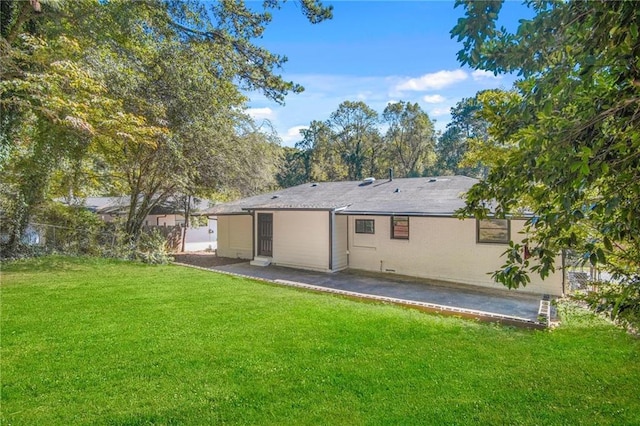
[329,210,334,271]
[251,210,256,260]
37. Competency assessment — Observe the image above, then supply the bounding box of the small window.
[391,216,409,239]
[355,219,375,234]
[477,219,510,244]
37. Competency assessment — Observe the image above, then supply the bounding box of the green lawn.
[2,257,639,425]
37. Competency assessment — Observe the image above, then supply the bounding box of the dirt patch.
[173,253,246,268]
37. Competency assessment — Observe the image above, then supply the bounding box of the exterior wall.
[184,219,217,244]
[217,215,253,259]
[332,214,348,271]
[269,210,330,271]
[145,215,179,227]
[99,214,185,226]
[346,215,563,296]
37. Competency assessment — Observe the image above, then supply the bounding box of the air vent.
[363,177,376,184]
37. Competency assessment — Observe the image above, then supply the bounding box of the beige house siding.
[332,214,348,271]
[270,210,330,271]
[346,215,563,296]
[217,215,253,259]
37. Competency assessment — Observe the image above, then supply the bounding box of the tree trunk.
[180,194,192,252]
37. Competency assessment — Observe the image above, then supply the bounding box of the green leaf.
[580,163,589,176]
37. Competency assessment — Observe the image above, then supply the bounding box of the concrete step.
[250,256,271,267]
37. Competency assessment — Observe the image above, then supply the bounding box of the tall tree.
[277,119,352,187]
[382,101,436,178]
[452,0,640,324]
[0,0,163,255]
[328,101,381,181]
[0,0,333,251]
[434,90,502,178]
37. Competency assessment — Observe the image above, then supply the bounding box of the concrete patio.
[177,260,550,328]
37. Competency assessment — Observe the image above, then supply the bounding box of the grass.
[1,256,639,425]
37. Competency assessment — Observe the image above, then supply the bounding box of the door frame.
[257,213,273,257]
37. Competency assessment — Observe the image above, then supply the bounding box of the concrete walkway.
[199,262,546,328]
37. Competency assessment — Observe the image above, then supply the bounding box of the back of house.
[206,176,563,296]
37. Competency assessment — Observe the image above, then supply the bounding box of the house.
[64,196,217,250]
[205,176,563,296]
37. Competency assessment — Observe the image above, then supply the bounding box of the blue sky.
[245,1,531,146]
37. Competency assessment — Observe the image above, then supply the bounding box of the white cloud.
[429,107,451,117]
[471,70,502,81]
[281,125,308,144]
[422,94,446,104]
[395,70,468,92]
[356,91,374,101]
[246,107,275,120]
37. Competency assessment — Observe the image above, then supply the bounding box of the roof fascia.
[242,207,343,212]
[337,211,456,218]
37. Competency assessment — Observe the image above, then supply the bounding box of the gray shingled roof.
[205,176,478,216]
[61,196,212,215]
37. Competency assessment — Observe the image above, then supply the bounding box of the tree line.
[277,96,492,187]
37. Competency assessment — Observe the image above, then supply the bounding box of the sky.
[244,1,532,146]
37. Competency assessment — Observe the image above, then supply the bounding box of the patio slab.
[190,261,547,327]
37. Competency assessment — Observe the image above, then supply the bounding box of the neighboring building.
[65,196,217,250]
[206,176,563,296]
[75,197,210,227]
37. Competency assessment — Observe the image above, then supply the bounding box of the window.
[355,219,375,234]
[477,219,510,244]
[391,216,409,239]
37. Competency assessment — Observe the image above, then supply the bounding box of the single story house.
[205,176,563,296]
[61,196,217,250]
[69,196,212,228]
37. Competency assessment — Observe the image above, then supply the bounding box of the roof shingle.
[205,176,477,216]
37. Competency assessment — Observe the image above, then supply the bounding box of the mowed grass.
[1,257,639,425]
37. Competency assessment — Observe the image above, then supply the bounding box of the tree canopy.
[278,100,438,186]
[452,0,640,324]
[0,0,332,253]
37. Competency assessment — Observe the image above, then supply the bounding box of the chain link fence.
[6,222,184,258]
[563,249,613,293]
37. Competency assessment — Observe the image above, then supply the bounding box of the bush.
[573,280,640,333]
[35,203,104,256]
[133,228,174,264]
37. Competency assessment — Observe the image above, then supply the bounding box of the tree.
[1,0,333,252]
[277,146,309,188]
[328,101,381,181]
[452,1,640,325]
[382,101,436,178]
[434,89,507,178]
[0,0,164,255]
